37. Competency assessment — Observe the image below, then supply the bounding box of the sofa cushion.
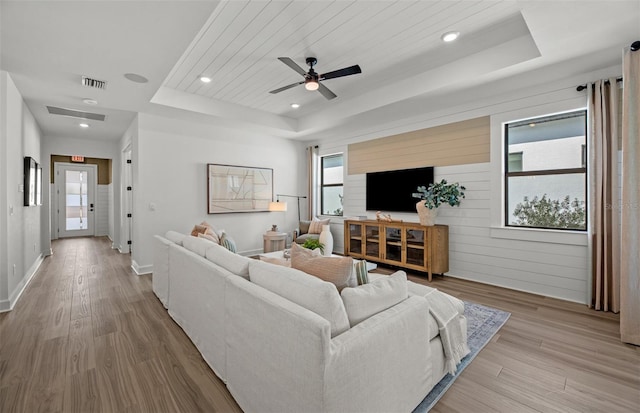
[205,243,250,279]
[340,271,408,327]
[308,217,330,234]
[291,243,353,291]
[165,230,187,246]
[248,260,350,337]
[183,234,217,257]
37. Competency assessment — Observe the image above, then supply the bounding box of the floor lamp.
[268,194,307,222]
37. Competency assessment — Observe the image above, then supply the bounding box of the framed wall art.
[207,163,273,214]
[23,156,36,207]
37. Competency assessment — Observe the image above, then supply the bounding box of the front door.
[56,163,97,238]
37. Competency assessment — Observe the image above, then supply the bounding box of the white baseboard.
[0,254,44,313]
[131,260,152,275]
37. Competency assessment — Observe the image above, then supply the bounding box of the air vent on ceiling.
[81,76,107,90]
[46,106,106,121]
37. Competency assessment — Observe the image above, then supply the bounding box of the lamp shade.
[268,201,287,212]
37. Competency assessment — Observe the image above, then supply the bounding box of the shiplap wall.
[312,73,624,303]
[348,116,489,174]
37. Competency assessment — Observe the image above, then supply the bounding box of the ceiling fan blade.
[317,83,337,100]
[277,57,307,76]
[320,65,361,80]
[269,81,304,94]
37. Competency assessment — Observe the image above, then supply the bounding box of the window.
[504,110,587,230]
[321,154,343,216]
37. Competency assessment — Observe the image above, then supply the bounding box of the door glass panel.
[65,170,88,231]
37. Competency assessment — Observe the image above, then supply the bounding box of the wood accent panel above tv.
[348,116,489,175]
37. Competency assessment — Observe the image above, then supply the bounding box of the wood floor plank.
[67,317,96,376]
[1,237,638,413]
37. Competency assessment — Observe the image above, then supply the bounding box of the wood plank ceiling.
[162,0,522,116]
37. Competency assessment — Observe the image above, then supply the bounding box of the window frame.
[320,153,344,216]
[503,110,588,231]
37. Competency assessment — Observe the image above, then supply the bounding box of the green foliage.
[302,238,324,253]
[412,179,466,209]
[512,194,586,230]
[333,194,344,216]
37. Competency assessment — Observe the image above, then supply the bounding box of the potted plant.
[302,238,324,254]
[412,179,466,226]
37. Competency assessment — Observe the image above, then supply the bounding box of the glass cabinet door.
[364,224,380,259]
[405,227,426,268]
[384,225,403,263]
[348,223,363,256]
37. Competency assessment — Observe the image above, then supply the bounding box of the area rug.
[413,301,511,412]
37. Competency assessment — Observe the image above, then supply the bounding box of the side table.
[263,231,287,253]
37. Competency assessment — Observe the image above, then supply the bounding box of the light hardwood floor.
[1,237,638,412]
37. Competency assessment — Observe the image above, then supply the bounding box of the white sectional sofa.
[152,231,467,413]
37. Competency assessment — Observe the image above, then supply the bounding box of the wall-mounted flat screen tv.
[366,166,434,212]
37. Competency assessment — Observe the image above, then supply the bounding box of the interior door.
[56,163,97,238]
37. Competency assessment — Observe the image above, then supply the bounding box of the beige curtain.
[620,46,640,345]
[589,78,620,312]
[306,145,319,220]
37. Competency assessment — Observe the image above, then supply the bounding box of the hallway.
[0,236,240,412]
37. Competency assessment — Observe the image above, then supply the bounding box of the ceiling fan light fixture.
[441,31,460,42]
[305,78,319,91]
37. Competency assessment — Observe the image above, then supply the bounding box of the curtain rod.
[576,78,623,92]
[575,40,639,92]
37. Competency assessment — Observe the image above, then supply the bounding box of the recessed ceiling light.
[82,98,98,105]
[200,76,212,83]
[529,123,536,127]
[291,103,300,109]
[441,31,460,42]
[79,123,89,128]
[124,73,149,83]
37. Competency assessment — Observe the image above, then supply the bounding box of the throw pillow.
[298,220,311,235]
[248,260,350,337]
[291,243,353,291]
[308,217,330,234]
[199,221,220,243]
[354,260,369,285]
[340,271,408,326]
[190,224,209,237]
[198,233,218,243]
[219,232,237,253]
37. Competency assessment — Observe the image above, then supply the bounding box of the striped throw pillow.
[354,260,369,285]
[220,232,237,253]
[308,217,330,234]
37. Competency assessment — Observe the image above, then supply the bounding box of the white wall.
[0,71,44,311]
[42,136,122,251]
[310,67,624,304]
[130,113,306,274]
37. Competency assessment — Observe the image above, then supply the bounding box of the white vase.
[318,224,333,256]
[416,200,438,226]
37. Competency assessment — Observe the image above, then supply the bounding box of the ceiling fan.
[269,57,361,100]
